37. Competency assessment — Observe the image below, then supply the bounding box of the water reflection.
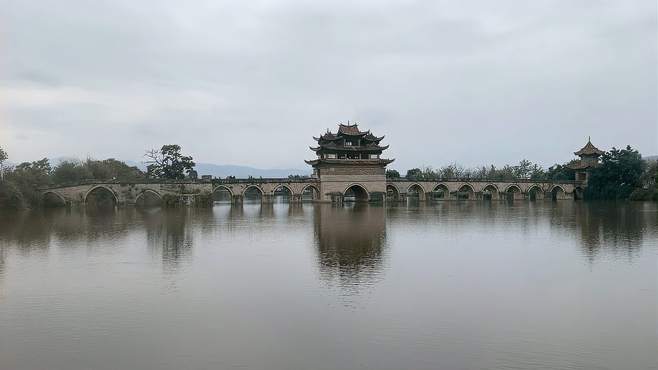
[313,204,388,293]
[0,202,655,266]
[0,202,656,370]
[142,209,194,272]
[0,245,5,301]
[0,210,55,251]
[570,202,657,262]
[387,201,657,263]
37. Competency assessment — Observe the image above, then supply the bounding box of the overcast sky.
[0,0,655,171]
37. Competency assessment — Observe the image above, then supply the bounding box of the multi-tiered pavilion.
[569,138,604,185]
[306,123,393,202]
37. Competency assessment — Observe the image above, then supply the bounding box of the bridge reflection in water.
[0,202,651,260]
[0,202,655,274]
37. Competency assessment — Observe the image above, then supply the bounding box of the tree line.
[386,145,657,201]
[0,145,197,209]
[1,143,656,209]
[386,159,574,182]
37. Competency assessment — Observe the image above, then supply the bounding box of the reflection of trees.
[0,208,138,250]
[0,245,5,301]
[566,202,655,262]
[313,205,388,292]
[77,208,129,244]
[142,209,197,271]
[387,201,656,263]
[0,210,55,251]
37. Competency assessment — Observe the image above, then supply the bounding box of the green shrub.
[0,181,25,209]
[629,188,655,201]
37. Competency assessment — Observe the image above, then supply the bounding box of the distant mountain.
[644,155,657,162]
[193,163,310,178]
[50,157,80,166]
[122,160,308,178]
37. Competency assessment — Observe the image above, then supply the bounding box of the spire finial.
[588,136,591,142]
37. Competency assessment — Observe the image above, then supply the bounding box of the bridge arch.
[386,184,401,201]
[243,185,264,201]
[135,189,163,207]
[84,185,119,206]
[527,185,543,201]
[574,186,584,200]
[431,183,450,200]
[550,185,567,201]
[457,184,475,200]
[212,185,234,202]
[407,183,425,201]
[482,184,499,201]
[343,183,369,202]
[212,185,234,197]
[42,191,67,207]
[504,184,522,193]
[271,184,293,195]
[271,184,293,203]
[504,184,522,201]
[301,184,320,201]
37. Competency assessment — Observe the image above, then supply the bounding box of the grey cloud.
[0,0,655,170]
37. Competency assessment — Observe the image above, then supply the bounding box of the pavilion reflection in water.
[312,204,388,291]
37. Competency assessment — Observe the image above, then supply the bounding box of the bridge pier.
[262,194,274,203]
[330,193,343,204]
[531,191,545,201]
[232,194,244,204]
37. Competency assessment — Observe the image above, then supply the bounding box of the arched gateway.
[39,123,588,206]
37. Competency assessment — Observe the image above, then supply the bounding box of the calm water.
[0,202,656,370]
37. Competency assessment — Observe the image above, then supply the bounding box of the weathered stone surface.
[40,182,214,206]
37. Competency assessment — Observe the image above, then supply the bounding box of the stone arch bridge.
[385,179,580,201]
[39,178,581,206]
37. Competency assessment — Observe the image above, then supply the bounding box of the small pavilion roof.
[575,138,604,156]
